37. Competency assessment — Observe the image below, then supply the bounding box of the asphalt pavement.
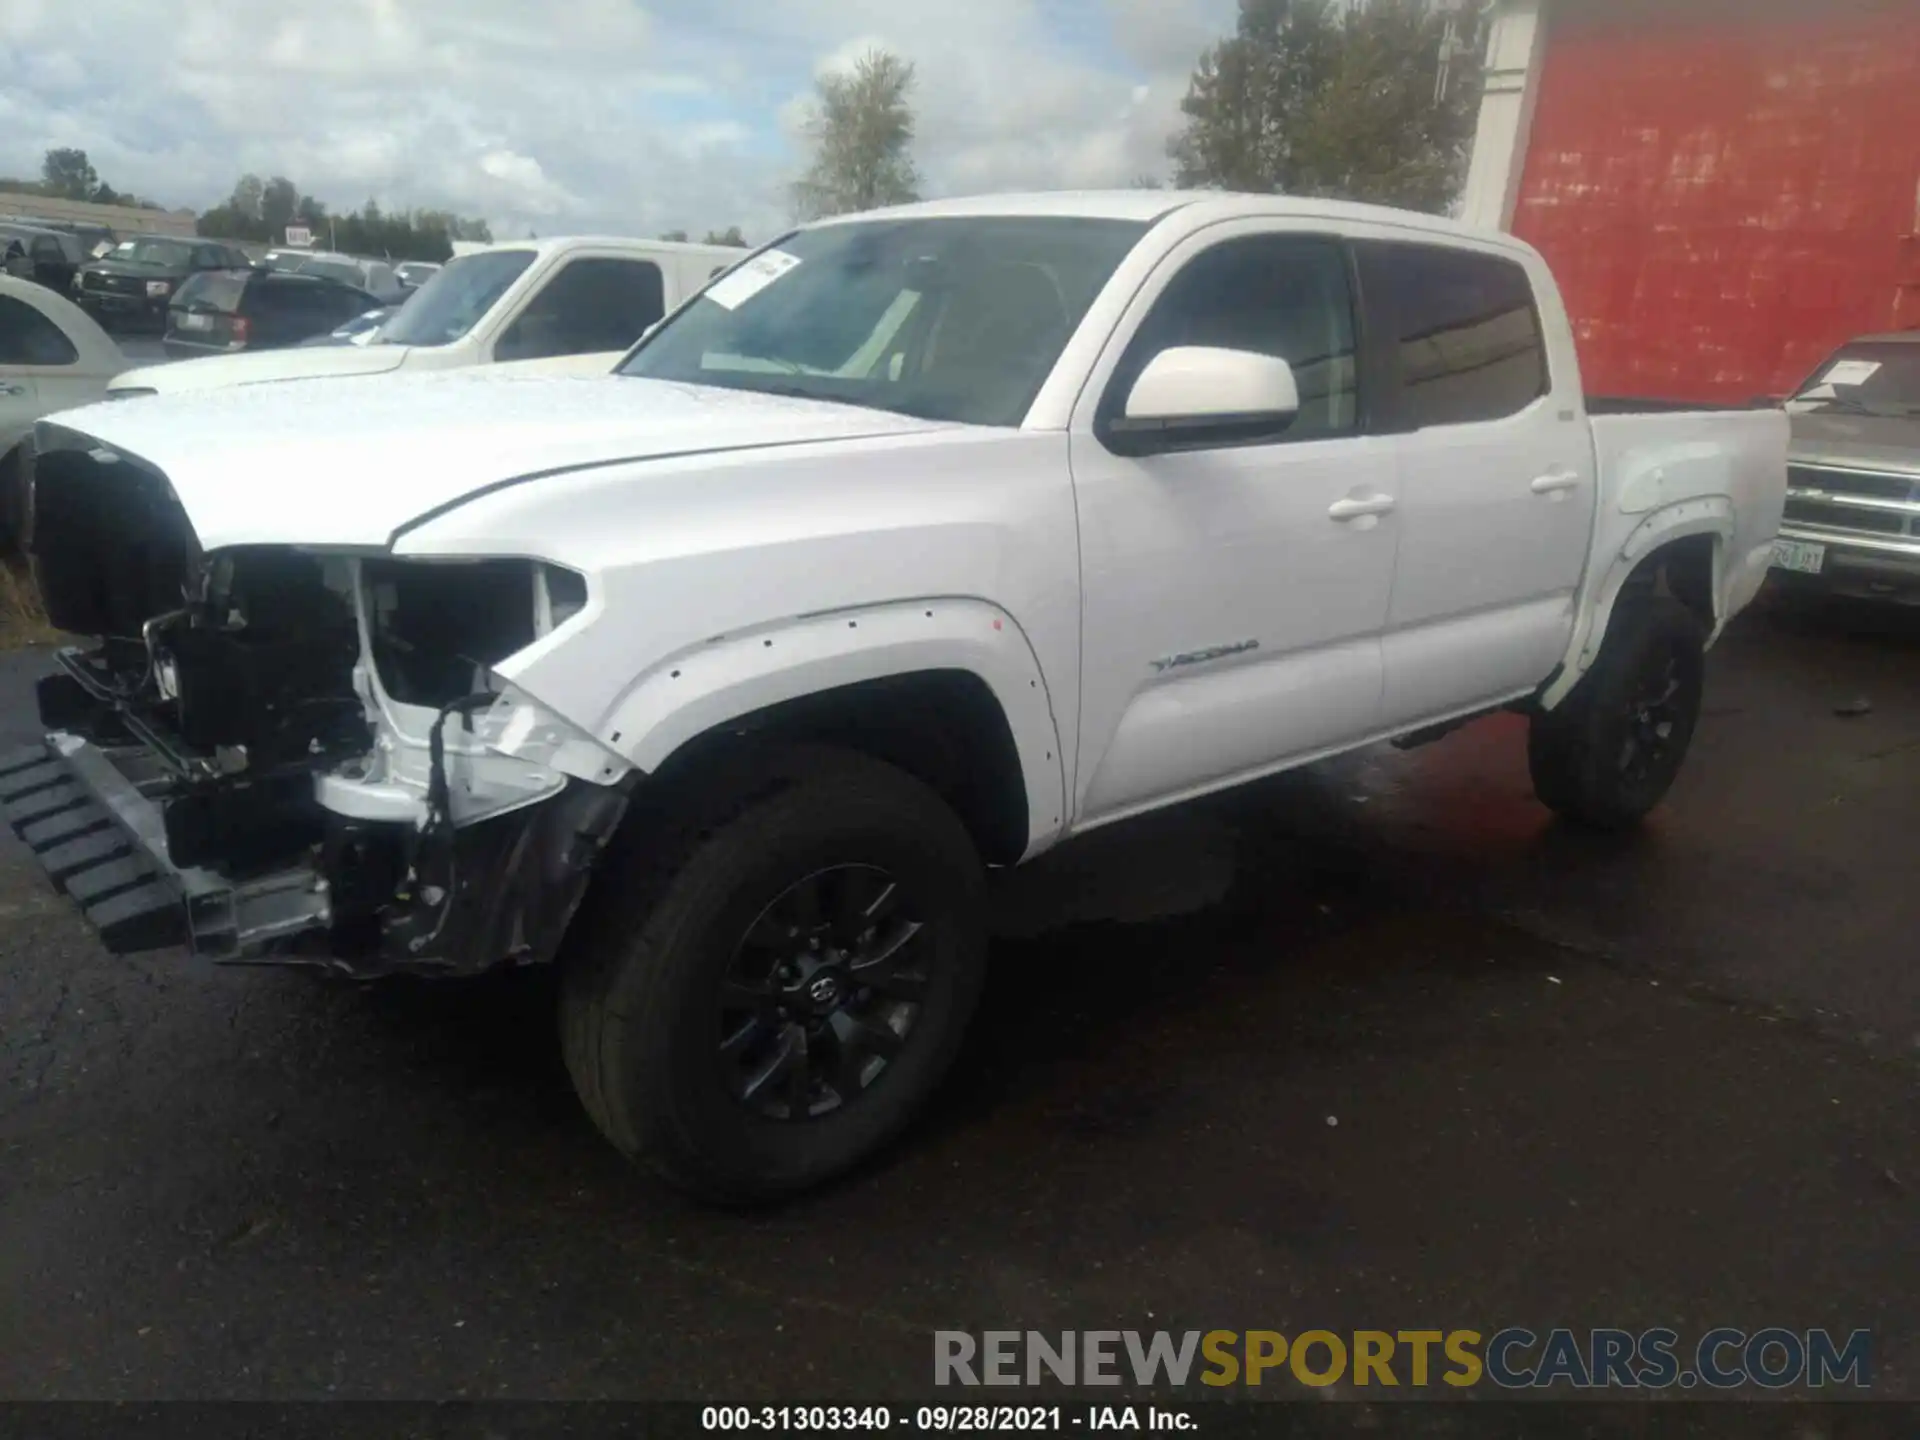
[0,591,1915,1403]
[115,336,169,367]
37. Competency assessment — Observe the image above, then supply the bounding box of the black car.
[0,222,86,292]
[75,235,253,331]
[164,268,383,358]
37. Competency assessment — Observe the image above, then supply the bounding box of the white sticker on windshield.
[704,249,802,311]
[1821,359,1882,387]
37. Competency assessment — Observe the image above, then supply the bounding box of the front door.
[1070,228,1400,827]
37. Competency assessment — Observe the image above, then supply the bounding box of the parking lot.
[0,591,1915,1401]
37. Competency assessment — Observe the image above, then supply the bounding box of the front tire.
[560,747,987,1203]
[1529,594,1707,830]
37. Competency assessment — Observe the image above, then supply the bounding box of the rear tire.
[1529,594,1707,830]
[559,747,987,1203]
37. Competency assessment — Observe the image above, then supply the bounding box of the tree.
[703,226,748,247]
[1169,0,1486,215]
[659,229,690,242]
[231,173,265,221]
[790,48,921,220]
[262,176,299,236]
[40,148,100,201]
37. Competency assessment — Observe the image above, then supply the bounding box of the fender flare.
[1541,498,1733,711]
[595,597,1070,856]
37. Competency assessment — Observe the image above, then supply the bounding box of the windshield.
[617,216,1147,426]
[108,237,193,267]
[1789,344,1920,417]
[378,249,536,347]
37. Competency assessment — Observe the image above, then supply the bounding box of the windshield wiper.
[1801,393,1917,418]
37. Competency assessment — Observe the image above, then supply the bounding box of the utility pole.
[1435,0,1467,105]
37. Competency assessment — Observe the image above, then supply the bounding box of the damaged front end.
[2,430,632,976]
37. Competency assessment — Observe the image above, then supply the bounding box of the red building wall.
[1511,1,1920,403]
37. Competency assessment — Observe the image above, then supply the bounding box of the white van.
[107,236,742,397]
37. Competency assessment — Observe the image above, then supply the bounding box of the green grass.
[0,561,61,649]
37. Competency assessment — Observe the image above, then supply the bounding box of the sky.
[0,0,1240,242]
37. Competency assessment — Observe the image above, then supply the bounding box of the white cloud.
[0,0,1242,242]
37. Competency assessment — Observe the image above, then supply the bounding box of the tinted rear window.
[1360,243,1549,429]
[175,271,248,312]
[246,278,344,319]
[0,294,79,365]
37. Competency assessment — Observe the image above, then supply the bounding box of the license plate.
[177,312,211,331]
[1771,538,1826,575]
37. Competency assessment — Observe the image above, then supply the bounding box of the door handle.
[0,383,27,397]
[1531,470,1582,495]
[1328,495,1398,522]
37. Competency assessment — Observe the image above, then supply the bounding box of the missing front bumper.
[0,733,330,956]
[0,729,632,976]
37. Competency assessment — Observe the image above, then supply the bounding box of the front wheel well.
[644,670,1032,866]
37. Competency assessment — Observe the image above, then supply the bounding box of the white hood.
[45,371,948,551]
[110,343,410,395]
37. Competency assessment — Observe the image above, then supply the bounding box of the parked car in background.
[1,216,116,259]
[276,251,408,306]
[395,260,441,290]
[0,223,86,293]
[0,273,126,548]
[75,235,253,331]
[296,305,393,348]
[108,236,738,395]
[163,269,383,359]
[1772,333,1920,604]
[16,192,1788,1201]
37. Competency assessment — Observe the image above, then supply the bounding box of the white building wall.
[1461,0,1551,231]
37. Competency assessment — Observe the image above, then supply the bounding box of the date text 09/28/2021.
[702,1407,1186,1432]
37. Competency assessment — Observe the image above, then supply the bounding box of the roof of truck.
[813,188,1515,247]
[473,234,743,260]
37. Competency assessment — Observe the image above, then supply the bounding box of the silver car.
[1772,333,1920,604]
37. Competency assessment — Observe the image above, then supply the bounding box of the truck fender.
[595,598,1070,856]
[1541,497,1733,711]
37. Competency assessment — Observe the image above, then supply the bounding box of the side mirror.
[1107,346,1300,454]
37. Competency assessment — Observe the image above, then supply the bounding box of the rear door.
[1357,240,1595,729]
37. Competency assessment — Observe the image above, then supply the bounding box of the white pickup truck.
[103,235,742,397]
[8,191,1786,1201]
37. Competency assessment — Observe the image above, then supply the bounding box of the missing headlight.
[363,559,587,709]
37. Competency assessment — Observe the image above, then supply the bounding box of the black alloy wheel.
[718,864,931,1121]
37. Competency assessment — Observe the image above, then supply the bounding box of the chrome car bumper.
[1773,525,1920,602]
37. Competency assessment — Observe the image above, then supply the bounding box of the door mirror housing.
[1106,346,1301,455]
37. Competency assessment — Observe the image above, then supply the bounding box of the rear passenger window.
[1107,235,1359,440]
[497,258,666,360]
[252,280,337,326]
[1363,244,1547,428]
[0,295,78,365]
